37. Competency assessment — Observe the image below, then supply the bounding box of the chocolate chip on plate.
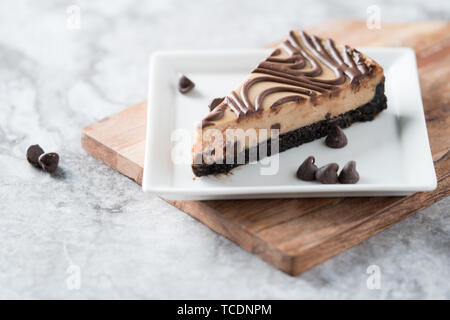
[338,161,360,184]
[178,75,195,93]
[325,125,348,148]
[26,144,45,167]
[38,152,59,173]
[208,97,225,111]
[315,163,339,184]
[296,156,318,181]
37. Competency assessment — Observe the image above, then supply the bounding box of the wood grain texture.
[81,21,450,276]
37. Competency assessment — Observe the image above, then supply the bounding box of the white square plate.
[143,48,436,200]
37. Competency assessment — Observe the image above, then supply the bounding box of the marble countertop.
[0,0,448,299]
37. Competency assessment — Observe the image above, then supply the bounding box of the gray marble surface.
[0,0,449,299]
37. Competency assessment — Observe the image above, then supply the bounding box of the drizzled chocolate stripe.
[201,104,226,127]
[241,76,316,112]
[271,95,306,110]
[249,71,335,90]
[257,88,307,110]
[202,30,373,125]
[297,31,367,85]
[270,48,282,56]
[225,96,241,117]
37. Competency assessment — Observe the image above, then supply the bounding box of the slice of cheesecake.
[192,30,387,177]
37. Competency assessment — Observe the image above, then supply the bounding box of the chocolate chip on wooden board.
[296,156,318,181]
[338,161,360,184]
[325,125,348,148]
[178,75,195,93]
[208,97,225,111]
[38,152,59,173]
[315,163,339,184]
[26,144,44,167]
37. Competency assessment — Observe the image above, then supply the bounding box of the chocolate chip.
[296,156,318,181]
[38,152,59,173]
[178,75,195,93]
[208,97,225,111]
[325,125,347,148]
[338,161,360,184]
[26,144,45,167]
[315,163,339,184]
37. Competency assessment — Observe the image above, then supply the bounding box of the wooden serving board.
[82,21,450,276]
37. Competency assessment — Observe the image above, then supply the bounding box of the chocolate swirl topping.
[201,30,374,127]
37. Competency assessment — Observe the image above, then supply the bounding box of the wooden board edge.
[81,130,144,185]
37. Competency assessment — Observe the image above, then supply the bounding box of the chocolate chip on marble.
[338,161,360,184]
[38,152,59,173]
[26,144,45,167]
[296,156,318,181]
[315,163,339,184]
[325,125,348,148]
[178,75,195,93]
[208,97,225,111]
